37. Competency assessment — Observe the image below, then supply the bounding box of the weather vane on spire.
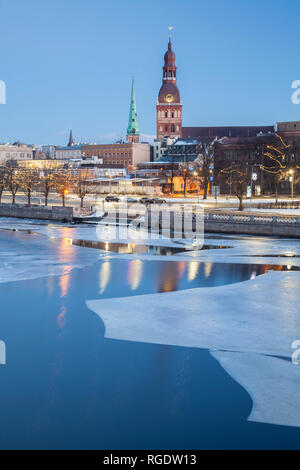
[168,26,173,39]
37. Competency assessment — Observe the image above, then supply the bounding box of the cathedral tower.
[127,77,140,143]
[156,34,182,139]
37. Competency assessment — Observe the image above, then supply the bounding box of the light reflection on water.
[127,259,143,291]
[188,261,200,281]
[59,274,71,298]
[1,228,300,449]
[99,261,111,294]
[92,258,283,297]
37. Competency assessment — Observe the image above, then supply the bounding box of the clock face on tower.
[165,94,174,103]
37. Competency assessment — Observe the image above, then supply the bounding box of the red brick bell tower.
[156,34,182,139]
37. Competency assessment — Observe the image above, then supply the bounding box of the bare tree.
[168,157,177,195]
[261,133,300,199]
[178,161,190,197]
[71,170,93,208]
[220,163,250,211]
[5,166,20,204]
[196,139,215,200]
[38,170,55,206]
[0,165,7,203]
[18,168,39,205]
[53,171,72,207]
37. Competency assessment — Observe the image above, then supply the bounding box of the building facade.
[81,142,150,170]
[153,136,176,161]
[41,145,56,159]
[55,145,82,159]
[0,143,34,163]
[214,123,300,195]
[182,125,274,139]
[277,121,300,138]
[156,36,182,140]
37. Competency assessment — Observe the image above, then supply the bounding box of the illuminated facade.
[156,35,182,139]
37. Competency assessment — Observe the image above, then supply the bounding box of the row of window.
[158,110,181,118]
[5,152,32,158]
[57,152,81,157]
[86,152,131,159]
[159,125,180,133]
[224,151,258,160]
[164,70,176,78]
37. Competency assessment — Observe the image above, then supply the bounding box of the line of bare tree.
[0,165,95,208]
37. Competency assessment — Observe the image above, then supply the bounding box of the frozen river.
[0,218,300,449]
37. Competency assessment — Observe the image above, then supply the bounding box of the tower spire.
[126,76,140,143]
[156,32,182,140]
[68,129,74,147]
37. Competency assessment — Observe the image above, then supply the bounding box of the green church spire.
[127,77,140,142]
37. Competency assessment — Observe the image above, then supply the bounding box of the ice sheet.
[86,271,300,427]
[211,351,300,428]
[0,229,100,283]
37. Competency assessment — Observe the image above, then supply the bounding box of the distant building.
[55,145,82,159]
[213,125,300,195]
[159,138,202,163]
[182,125,274,139]
[41,145,56,159]
[81,142,150,170]
[214,133,274,194]
[0,143,34,163]
[17,159,69,170]
[153,136,176,161]
[33,149,47,160]
[92,166,126,179]
[213,122,300,189]
[277,121,300,138]
[136,161,179,181]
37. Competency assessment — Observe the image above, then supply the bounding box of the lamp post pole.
[193,171,200,204]
[289,169,294,203]
[250,171,258,211]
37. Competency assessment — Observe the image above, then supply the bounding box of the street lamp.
[289,169,294,202]
[183,168,187,197]
[250,172,257,211]
[193,171,200,203]
[133,166,137,193]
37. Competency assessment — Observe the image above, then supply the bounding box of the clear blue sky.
[0,0,300,146]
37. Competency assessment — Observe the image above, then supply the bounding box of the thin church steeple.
[126,77,140,143]
[68,129,74,147]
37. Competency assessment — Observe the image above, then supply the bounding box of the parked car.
[105,195,120,202]
[124,197,139,203]
[139,197,152,204]
[148,198,167,204]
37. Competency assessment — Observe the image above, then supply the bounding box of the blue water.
[0,232,300,449]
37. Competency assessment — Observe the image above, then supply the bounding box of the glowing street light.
[250,170,258,211]
[289,169,294,201]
